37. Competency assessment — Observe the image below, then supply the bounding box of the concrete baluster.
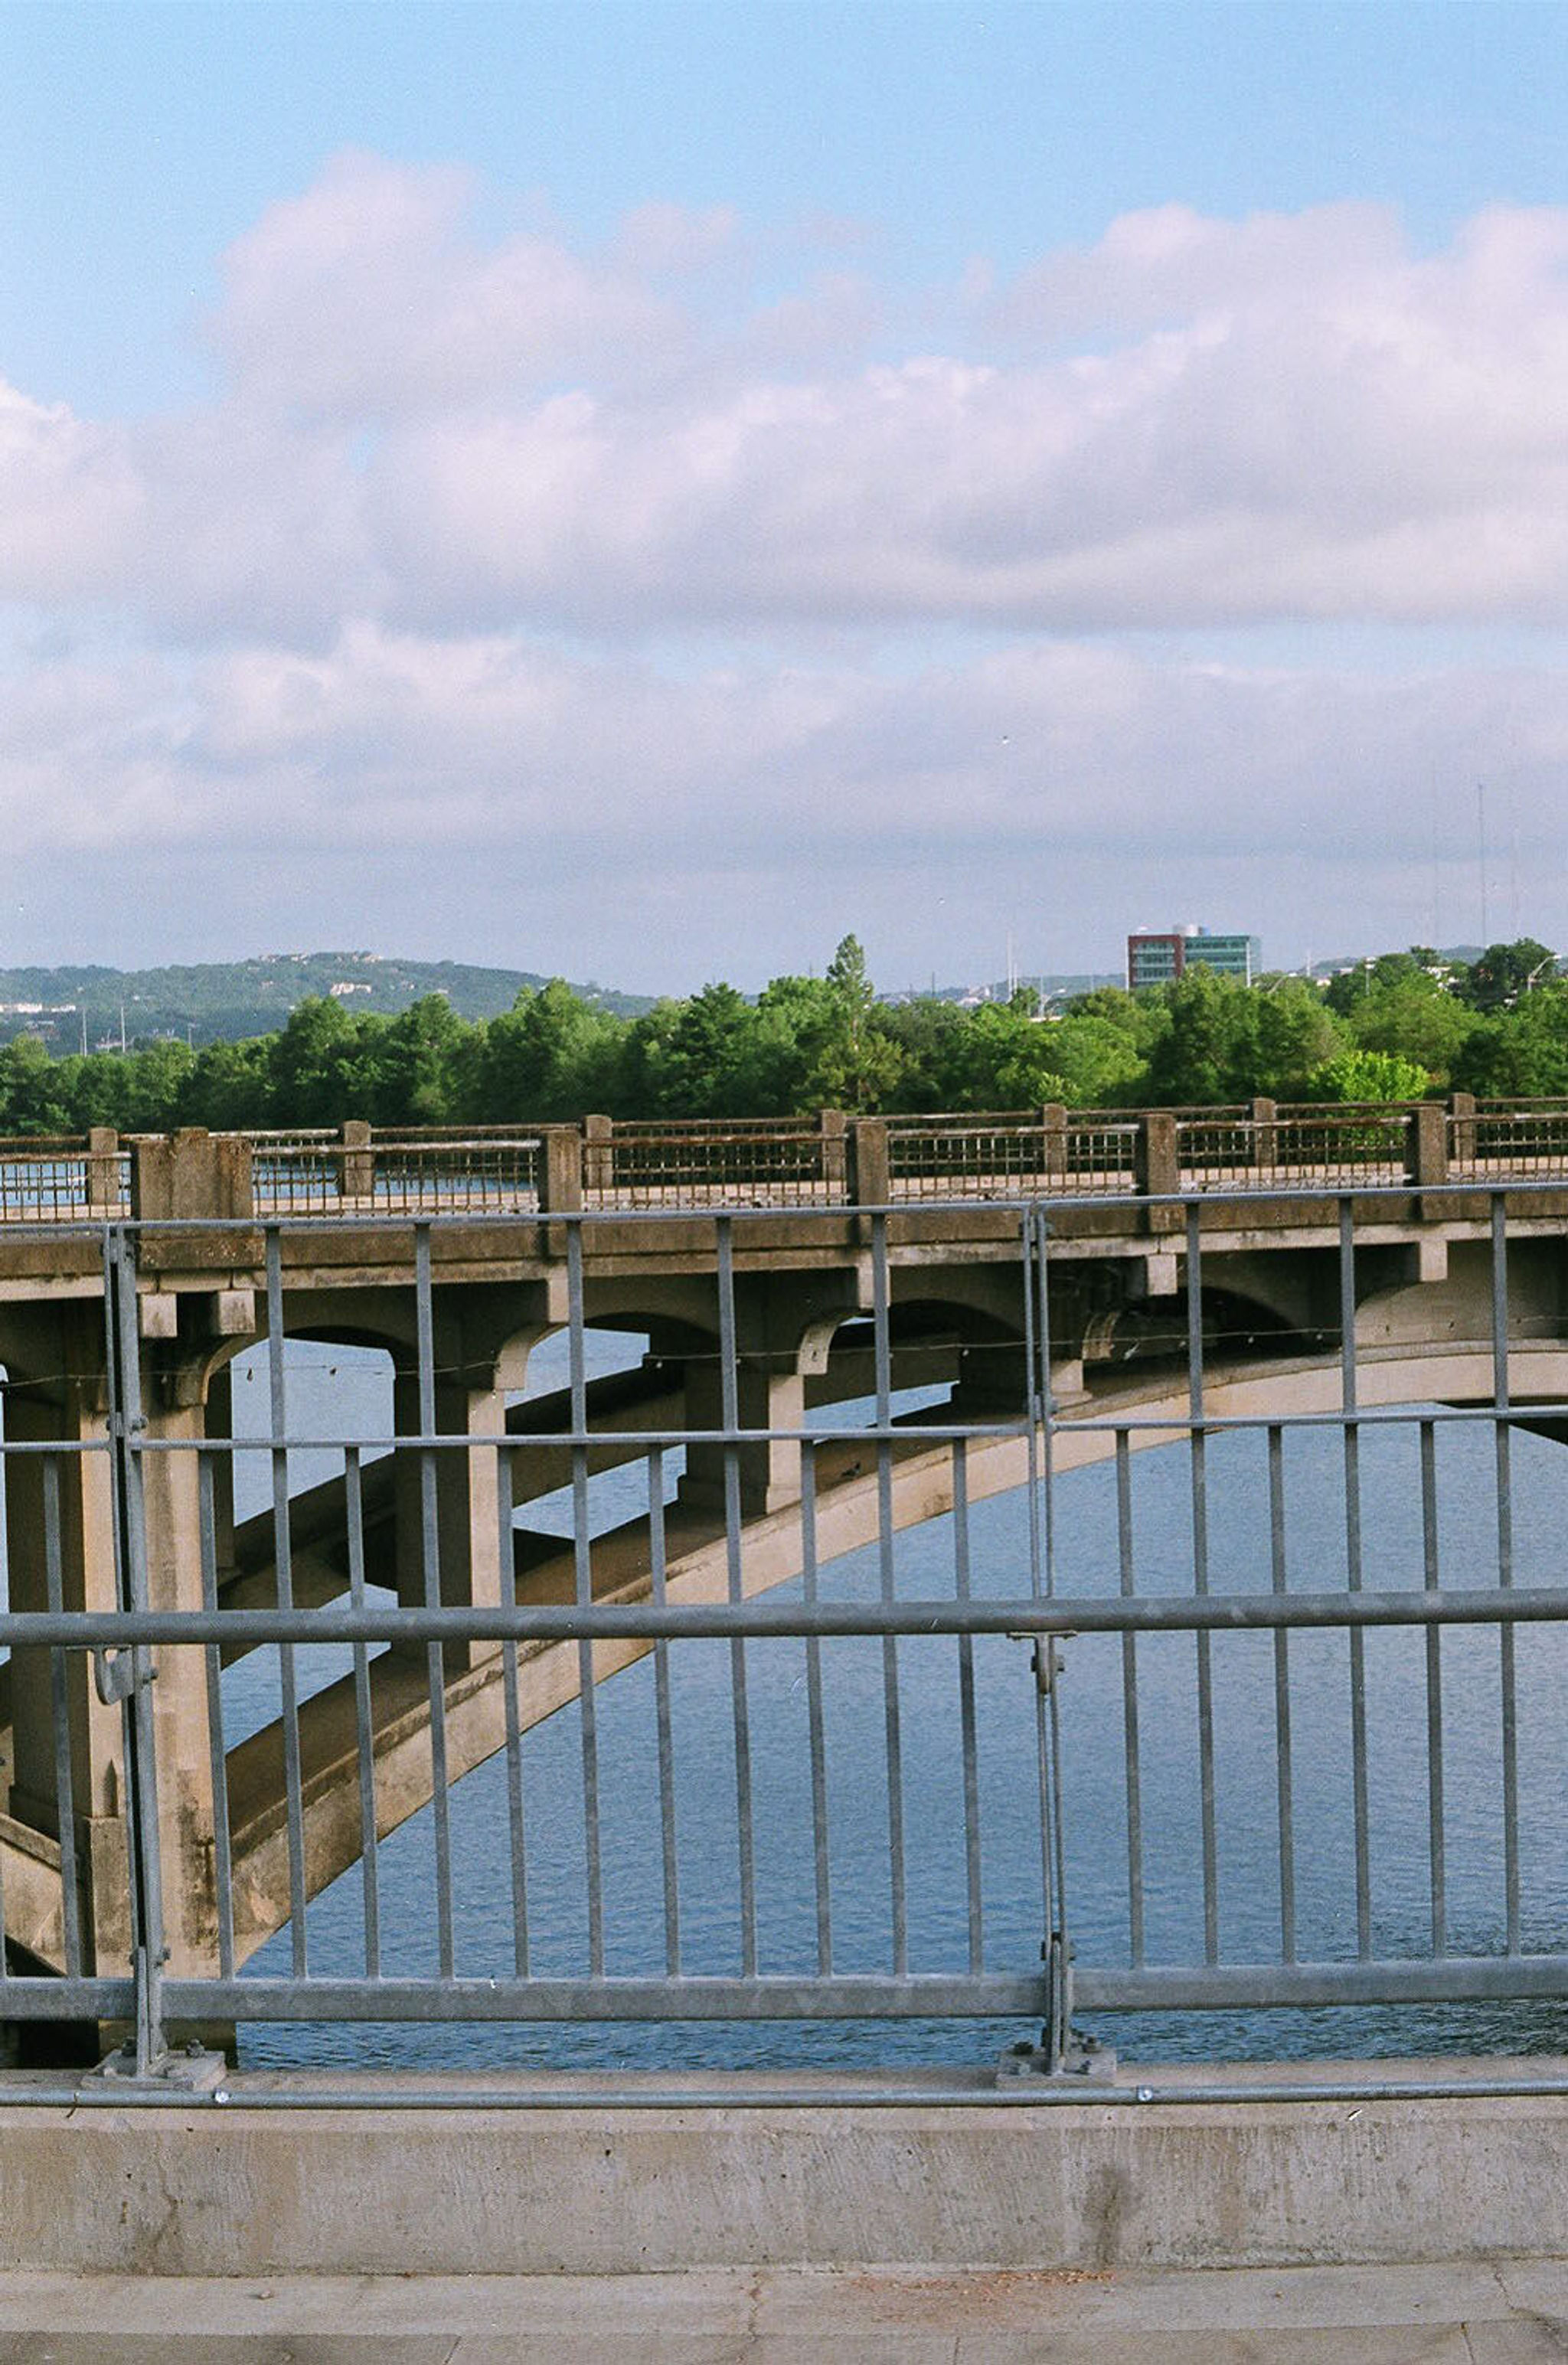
[131,1127,253,1223]
[1411,1100,1449,1190]
[86,1127,119,1214]
[540,1125,583,1214]
[339,1119,373,1203]
[848,1117,890,1210]
[583,1113,614,1199]
[1250,1098,1277,1181]
[818,1109,848,1200]
[1042,1102,1068,1184]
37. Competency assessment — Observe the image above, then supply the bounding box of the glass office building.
[1126,928,1260,989]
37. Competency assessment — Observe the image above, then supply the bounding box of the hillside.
[0,954,653,1051]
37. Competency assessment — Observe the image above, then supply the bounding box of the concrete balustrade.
[0,1096,1564,1227]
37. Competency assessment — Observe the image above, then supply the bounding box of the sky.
[4,2,1568,994]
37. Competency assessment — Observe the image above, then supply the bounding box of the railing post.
[848,1117,890,1208]
[87,1125,120,1212]
[1042,1102,1068,1183]
[130,1128,253,1222]
[1451,1090,1477,1168]
[339,1118,373,1201]
[1135,1112,1179,1196]
[583,1113,614,1197]
[818,1109,848,1200]
[540,1124,583,1214]
[1411,1100,1448,1190]
[1250,1096,1276,1179]
[1135,1111,1181,1233]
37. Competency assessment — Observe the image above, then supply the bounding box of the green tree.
[1253,981,1344,1098]
[799,936,903,1109]
[181,1037,273,1129]
[472,982,626,1120]
[880,998,975,1111]
[1453,985,1568,1096]
[1347,974,1475,1085]
[1459,939,1557,1011]
[0,1034,72,1132]
[1145,969,1262,1105]
[361,995,470,1125]
[267,998,364,1125]
[1305,1047,1433,1102]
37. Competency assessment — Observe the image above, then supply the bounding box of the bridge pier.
[3,1340,131,1988]
[392,1370,508,1659]
[680,1356,805,1518]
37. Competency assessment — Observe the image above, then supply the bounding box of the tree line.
[0,934,1563,1137]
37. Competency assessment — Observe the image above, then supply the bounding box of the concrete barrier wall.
[2,2076,1566,2274]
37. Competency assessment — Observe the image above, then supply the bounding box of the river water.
[217,1335,1568,2073]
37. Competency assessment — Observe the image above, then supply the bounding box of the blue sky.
[2,2,1568,988]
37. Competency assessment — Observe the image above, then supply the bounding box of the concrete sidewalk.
[0,2261,1566,2361]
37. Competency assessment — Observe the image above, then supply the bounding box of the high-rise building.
[1127,926,1260,990]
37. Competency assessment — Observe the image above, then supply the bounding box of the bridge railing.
[16,1096,1568,1227]
[256,1129,544,1214]
[886,1112,1142,1197]
[1449,1100,1568,1182]
[590,1116,838,1207]
[1175,1105,1415,1191]
[0,1130,129,1219]
[0,1191,1565,2102]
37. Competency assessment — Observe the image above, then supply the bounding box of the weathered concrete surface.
[4,2258,1568,2358]
[3,2066,1568,2280]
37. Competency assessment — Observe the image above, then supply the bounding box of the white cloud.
[5,165,1568,972]
[9,171,1568,633]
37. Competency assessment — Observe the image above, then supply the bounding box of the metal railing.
[0,1185,1564,2101]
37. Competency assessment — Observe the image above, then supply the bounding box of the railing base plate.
[998,2037,1118,2086]
[87,2041,228,2094]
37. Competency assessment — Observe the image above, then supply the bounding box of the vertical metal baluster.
[800,1436,832,1974]
[1028,1207,1071,2060]
[1269,1423,1295,1965]
[265,1227,309,1977]
[1421,1417,1446,1955]
[1491,1193,1521,1952]
[413,1226,454,1979]
[648,1445,681,1975]
[1338,1199,1373,1958]
[567,1223,605,1977]
[1186,1203,1219,1964]
[1021,1207,1054,1938]
[195,1451,234,1982]
[495,1439,528,1978]
[871,1210,907,1975]
[42,1453,81,1979]
[344,1445,380,1979]
[715,1217,758,1978]
[952,1437,984,1975]
[110,1223,165,2071]
[1116,1429,1145,1968]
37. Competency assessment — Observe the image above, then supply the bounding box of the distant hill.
[0,954,654,1051]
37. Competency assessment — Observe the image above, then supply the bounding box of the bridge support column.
[4,1338,130,1981]
[679,1357,804,1520]
[392,1374,507,1658]
[136,1390,225,1980]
